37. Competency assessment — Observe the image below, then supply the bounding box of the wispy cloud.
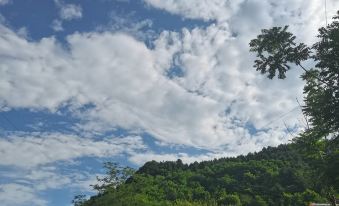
[0,131,146,205]
[54,0,82,20]
[0,0,10,6]
[0,9,306,152]
[51,19,63,32]
[0,184,47,206]
[51,0,83,31]
[0,132,145,168]
[59,3,82,20]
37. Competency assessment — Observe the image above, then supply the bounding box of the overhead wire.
[260,106,299,129]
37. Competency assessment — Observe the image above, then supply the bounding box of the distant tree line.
[74,144,329,206]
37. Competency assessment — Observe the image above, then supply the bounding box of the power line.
[261,106,299,129]
[296,98,309,129]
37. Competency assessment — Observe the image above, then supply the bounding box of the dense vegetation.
[75,144,330,206]
[74,11,338,206]
[249,10,339,205]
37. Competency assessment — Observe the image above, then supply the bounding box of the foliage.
[72,195,87,206]
[218,194,241,206]
[249,25,310,79]
[250,10,339,205]
[74,144,329,206]
[91,162,135,194]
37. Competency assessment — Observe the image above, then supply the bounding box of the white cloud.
[0,131,146,205]
[0,132,146,168]
[51,0,82,32]
[144,0,338,27]
[0,15,303,154]
[0,165,104,206]
[51,19,63,32]
[16,27,29,38]
[97,10,155,41]
[0,184,47,206]
[2,0,338,155]
[144,0,243,22]
[24,168,72,190]
[58,3,82,21]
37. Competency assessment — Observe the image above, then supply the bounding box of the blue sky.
[0,0,337,205]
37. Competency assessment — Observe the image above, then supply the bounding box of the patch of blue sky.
[167,65,185,79]
[0,0,58,40]
[283,123,299,135]
[0,108,80,133]
[41,187,78,206]
[0,0,211,43]
[127,1,212,31]
[224,104,264,136]
[244,121,258,135]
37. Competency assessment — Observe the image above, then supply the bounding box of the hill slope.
[77,144,328,206]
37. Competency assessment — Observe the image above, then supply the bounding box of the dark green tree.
[218,194,241,206]
[251,195,268,206]
[72,195,87,206]
[250,11,339,206]
[249,25,310,79]
[75,145,325,206]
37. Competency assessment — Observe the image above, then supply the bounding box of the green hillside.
[74,143,335,206]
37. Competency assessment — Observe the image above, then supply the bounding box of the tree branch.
[297,63,331,88]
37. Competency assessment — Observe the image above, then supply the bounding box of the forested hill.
[77,144,329,206]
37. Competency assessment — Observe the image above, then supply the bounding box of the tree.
[91,162,135,194]
[75,144,323,206]
[249,11,339,206]
[249,25,310,79]
[72,195,87,206]
[251,195,268,206]
[218,194,242,206]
